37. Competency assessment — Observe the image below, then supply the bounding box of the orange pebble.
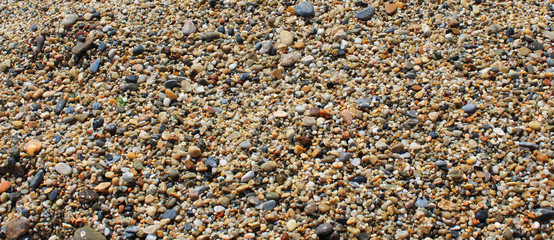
[0,181,11,193]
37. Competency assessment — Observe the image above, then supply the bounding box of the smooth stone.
[241,170,255,182]
[26,139,42,156]
[261,161,277,171]
[295,1,314,17]
[183,20,196,34]
[78,189,99,204]
[188,146,202,158]
[55,163,72,176]
[463,103,477,113]
[36,35,45,52]
[301,55,315,65]
[286,219,297,231]
[301,117,316,127]
[390,143,404,154]
[529,41,544,51]
[280,52,302,67]
[258,40,272,54]
[273,110,288,118]
[29,169,44,189]
[204,32,221,41]
[262,200,277,210]
[132,45,145,55]
[280,30,293,46]
[355,7,375,20]
[90,58,101,73]
[316,223,334,237]
[61,14,78,27]
[475,209,488,222]
[74,227,106,240]
[338,152,352,162]
[502,228,514,240]
[239,140,251,150]
[72,38,93,55]
[122,172,134,182]
[161,209,177,220]
[415,197,429,208]
[164,79,179,89]
[5,217,30,240]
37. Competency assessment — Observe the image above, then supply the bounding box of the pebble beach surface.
[0,0,554,239]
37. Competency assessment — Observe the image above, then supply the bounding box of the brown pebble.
[188,146,202,158]
[5,217,30,240]
[25,139,42,156]
[0,181,11,194]
[385,3,397,15]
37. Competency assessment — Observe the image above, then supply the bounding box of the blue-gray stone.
[517,141,538,149]
[547,58,554,66]
[404,73,416,79]
[92,102,102,110]
[355,7,375,20]
[462,103,477,113]
[161,209,177,220]
[36,35,45,52]
[30,23,38,32]
[98,42,107,52]
[29,169,44,189]
[338,152,352,162]
[295,1,314,17]
[132,45,144,55]
[90,58,101,74]
[262,200,277,210]
[528,41,544,51]
[415,197,429,208]
[239,140,251,150]
[164,79,179,89]
[535,208,554,220]
[125,226,139,233]
[357,98,370,109]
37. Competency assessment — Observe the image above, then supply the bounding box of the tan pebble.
[280,30,293,46]
[273,110,288,118]
[25,139,42,156]
[188,146,202,158]
[341,109,352,125]
[414,90,425,99]
[537,154,550,163]
[286,219,297,231]
[94,182,111,192]
[385,3,397,15]
[12,121,23,130]
[528,121,541,131]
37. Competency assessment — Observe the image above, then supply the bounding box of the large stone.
[355,7,375,20]
[25,139,42,156]
[280,30,293,46]
[74,227,106,240]
[295,1,314,17]
[61,14,78,28]
[5,217,31,240]
[183,20,196,34]
[72,38,94,55]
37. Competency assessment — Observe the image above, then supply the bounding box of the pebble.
[55,163,72,176]
[463,103,477,114]
[74,227,106,240]
[188,146,202,158]
[355,7,375,20]
[0,181,11,194]
[182,20,196,35]
[61,14,78,28]
[316,223,333,237]
[90,58,101,73]
[295,1,314,17]
[26,139,42,156]
[5,217,31,240]
[161,209,177,220]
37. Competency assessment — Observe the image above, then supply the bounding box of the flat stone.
[90,58,101,73]
[72,38,93,55]
[239,140,252,149]
[188,146,202,158]
[280,52,301,67]
[301,117,316,127]
[280,30,293,46]
[390,143,404,154]
[316,223,334,237]
[5,217,31,240]
[463,103,477,114]
[355,7,376,20]
[273,110,288,118]
[183,20,196,34]
[55,163,72,176]
[74,227,106,240]
[295,1,314,17]
[61,14,78,27]
[385,3,397,15]
[161,209,177,220]
[241,170,255,182]
[78,189,99,204]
